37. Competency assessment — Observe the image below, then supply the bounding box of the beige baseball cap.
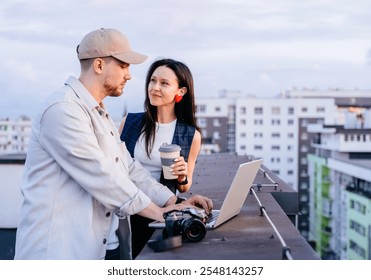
[76,28,147,64]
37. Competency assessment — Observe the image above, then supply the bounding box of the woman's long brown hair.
[142,58,201,158]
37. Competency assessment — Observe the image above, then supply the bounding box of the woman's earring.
[175,95,183,103]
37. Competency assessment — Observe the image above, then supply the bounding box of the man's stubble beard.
[104,80,124,97]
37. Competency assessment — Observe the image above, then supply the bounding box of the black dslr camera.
[163,208,208,242]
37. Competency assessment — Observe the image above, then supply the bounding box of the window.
[288,119,294,125]
[271,107,280,115]
[349,199,366,215]
[254,119,263,125]
[300,182,309,189]
[240,132,246,138]
[300,145,308,152]
[213,119,221,127]
[240,107,246,114]
[316,107,325,113]
[254,145,263,150]
[196,105,206,113]
[272,133,280,138]
[272,145,280,150]
[301,107,308,113]
[271,157,280,163]
[0,125,8,131]
[300,157,308,165]
[288,133,294,138]
[271,119,280,125]
[213,131,221,139]
[215,106,221,112]
[240,119,246,125]
[300,207,309,214]
[349,240,366,258]
[301,132,308,140]
[197,118,207,128]
[300,194,308,202]
[288,107,294,115]
[254,107,263,114]
[350,220,366,236]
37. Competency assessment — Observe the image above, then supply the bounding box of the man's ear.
[93,58,104,73]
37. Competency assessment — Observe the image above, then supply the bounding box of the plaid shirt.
[120,112,196,193]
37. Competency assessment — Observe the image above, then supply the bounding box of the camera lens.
[182,219,206,242]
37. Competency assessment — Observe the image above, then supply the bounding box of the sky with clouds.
[1,0,371,120]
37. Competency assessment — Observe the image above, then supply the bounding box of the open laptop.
[149,158,263,230]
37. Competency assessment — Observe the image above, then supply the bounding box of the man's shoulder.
[34,83,87,124]
[41,85,80,110]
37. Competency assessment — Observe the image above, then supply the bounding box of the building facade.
[196,88,371,241]
[0,117,31,155]
[307,123,371,259]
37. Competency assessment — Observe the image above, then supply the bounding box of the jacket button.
[115,157,119,162]
[103,238,107,244]
[106,212,111,217]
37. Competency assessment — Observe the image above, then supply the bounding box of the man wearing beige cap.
[14,28,212,260]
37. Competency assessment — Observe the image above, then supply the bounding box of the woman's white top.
[134,119,177,182]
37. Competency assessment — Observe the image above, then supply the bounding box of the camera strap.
[147,235,182,252]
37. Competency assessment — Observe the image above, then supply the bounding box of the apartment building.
[0,117,31,155]
[195,90,238,154]
[195,88,371,239]
[196,90,341,185]
[307,119,371,260]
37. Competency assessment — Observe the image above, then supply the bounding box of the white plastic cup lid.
[158,143,181,153]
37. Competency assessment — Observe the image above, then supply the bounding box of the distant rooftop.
[282,88,371,98]
[0,153,26,164]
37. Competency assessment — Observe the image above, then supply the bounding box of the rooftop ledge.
[0,153,320,260]
[138,153,320,260]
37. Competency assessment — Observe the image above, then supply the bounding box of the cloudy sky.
[1,0,371,120]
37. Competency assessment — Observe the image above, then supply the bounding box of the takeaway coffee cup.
[159,143,181,180]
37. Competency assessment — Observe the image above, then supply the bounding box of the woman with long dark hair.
[118,58,202,258]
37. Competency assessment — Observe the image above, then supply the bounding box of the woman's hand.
[182,195,213,215]
[170,156,188,183]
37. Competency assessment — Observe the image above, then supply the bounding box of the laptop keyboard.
[206,210,219,223]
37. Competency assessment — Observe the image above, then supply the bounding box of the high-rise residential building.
[195,88,371,240]
[307,115,371,259]
[195,90,238,154]
[0,117,31,155]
